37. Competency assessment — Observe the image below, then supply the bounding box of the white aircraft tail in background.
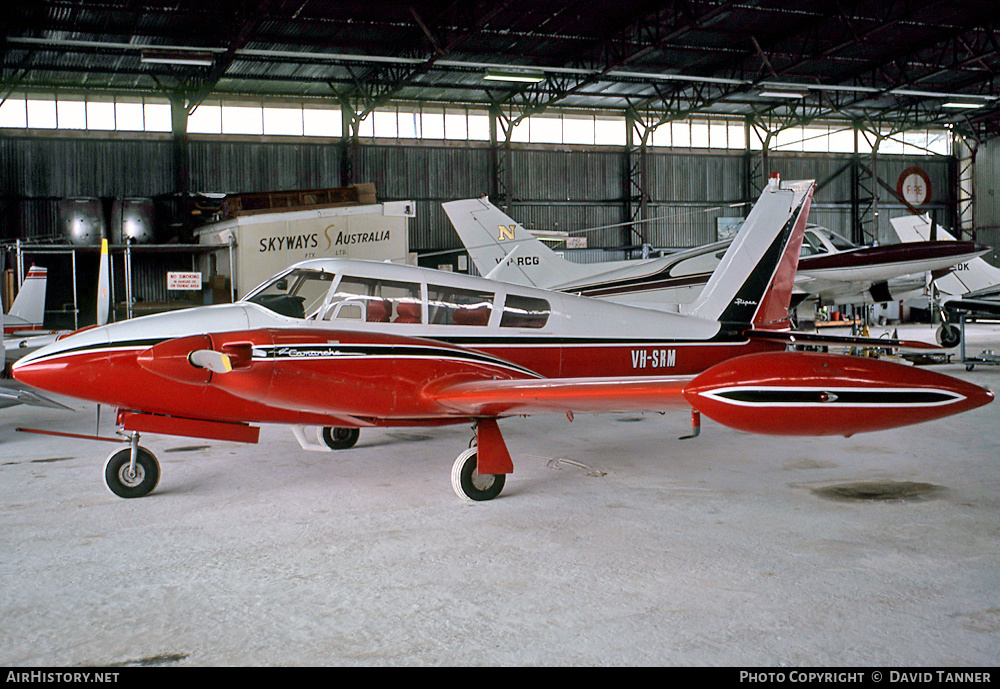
[3,265,48,336]
[443,196,735,306]
[443,196,604,287]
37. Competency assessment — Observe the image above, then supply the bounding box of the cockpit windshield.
[825,231,858,251]
[244,268,334,319]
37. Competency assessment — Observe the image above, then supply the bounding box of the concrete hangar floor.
[1,323,998,667]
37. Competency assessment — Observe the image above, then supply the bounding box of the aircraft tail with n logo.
[685,175,814,330]
[442,197,605,287]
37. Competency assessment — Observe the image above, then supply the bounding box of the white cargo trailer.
[197,200,416,299]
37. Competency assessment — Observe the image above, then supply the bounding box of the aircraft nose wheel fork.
[104,432,161,498]
[451,448,506,502]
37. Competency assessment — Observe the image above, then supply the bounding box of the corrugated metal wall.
[0,134,984,256]
[974,138,1000,264]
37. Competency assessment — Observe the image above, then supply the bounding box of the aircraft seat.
[453,305,490,326]
[394,301,421,323]
[366,299,390,322]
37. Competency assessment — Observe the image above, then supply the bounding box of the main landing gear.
[451,447,506,502]
[450,419,513,502]
[321,426,360,450]
[104,432,160,498]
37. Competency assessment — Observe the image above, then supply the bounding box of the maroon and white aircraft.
[12,179,992,501]
[445,192,989,308]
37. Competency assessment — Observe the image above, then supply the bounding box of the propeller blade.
[189,349,233,374]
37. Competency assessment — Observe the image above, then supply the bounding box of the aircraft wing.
[430,375,693,417]
[0,381,73,410]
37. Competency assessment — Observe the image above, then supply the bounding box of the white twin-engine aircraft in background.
[13,180,992,502]
[444,185,988,310]
[891,214,1000,346]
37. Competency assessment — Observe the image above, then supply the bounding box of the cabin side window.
[427,285,494,326]
[322,276,422,323]
[499,294,550,329]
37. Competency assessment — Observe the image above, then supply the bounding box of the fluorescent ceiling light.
[759,90,807,99]
[484,69,545,83]
[942,101,984,109]
[141,50,214,67]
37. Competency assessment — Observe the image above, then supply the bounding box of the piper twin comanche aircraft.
[12,179,993,502]
[444,191,989,309]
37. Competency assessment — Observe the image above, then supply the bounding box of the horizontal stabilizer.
[746,329,942,351]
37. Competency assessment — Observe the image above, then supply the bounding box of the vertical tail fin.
[442,197,588,287]
[685,176,814,328]
[97,239,110,325]
[6,265,48,332]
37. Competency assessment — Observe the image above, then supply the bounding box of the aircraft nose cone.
[12,329,111,400]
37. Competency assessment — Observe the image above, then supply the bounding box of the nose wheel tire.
[322,426,360,450]
[104,446,160,498]
[451,448,506,502]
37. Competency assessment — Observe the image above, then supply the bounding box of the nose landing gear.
[104,432,160,498]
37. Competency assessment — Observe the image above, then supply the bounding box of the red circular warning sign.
[897,166,932,206]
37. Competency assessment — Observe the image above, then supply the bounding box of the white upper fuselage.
[17,258,726,370]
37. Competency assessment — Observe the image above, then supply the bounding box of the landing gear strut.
[104,432,160,498]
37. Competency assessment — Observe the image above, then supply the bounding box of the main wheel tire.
[937,323,961,348]
[451,448,505,502]
[322,426,360,450]
[104,447,160,499]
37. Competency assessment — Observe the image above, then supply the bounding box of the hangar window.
[0,92,954,156]
[264,106,305,136]
[303,105,342,136]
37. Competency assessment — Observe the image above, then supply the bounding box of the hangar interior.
[2,1,1000,668]
[3,2,1000,309]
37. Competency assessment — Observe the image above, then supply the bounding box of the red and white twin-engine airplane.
[12,178,993,501]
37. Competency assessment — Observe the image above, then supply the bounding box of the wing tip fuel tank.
[683,352,993,436]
